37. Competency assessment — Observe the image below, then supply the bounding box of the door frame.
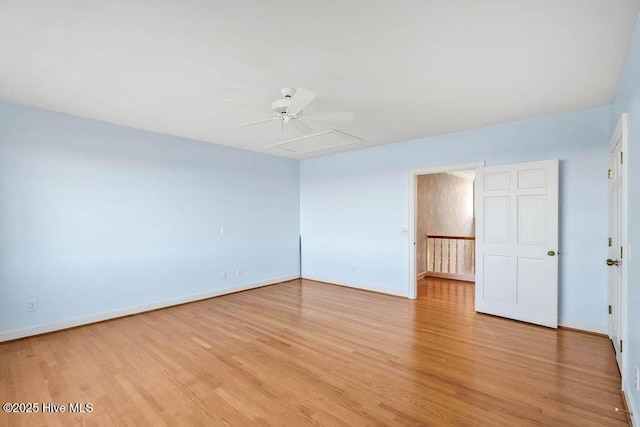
[608,113,628,377]
[408,161,485,299]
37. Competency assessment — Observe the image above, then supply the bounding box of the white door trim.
[408,161,485,299]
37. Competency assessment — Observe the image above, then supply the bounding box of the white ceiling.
[1,1,639,159]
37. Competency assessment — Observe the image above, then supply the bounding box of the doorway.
[417,172,476,300]
[410,160,560,330]
[408,162,484,299]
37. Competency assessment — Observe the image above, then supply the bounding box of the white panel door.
[607,115,626,371]
[475,159,559,328]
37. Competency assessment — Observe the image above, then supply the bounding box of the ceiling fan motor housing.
[280,87,296,98]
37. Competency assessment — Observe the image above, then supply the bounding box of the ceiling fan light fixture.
[272,98,291,114]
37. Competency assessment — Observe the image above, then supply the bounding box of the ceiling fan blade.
[221,99,272,113]
[287,88,317,115]
[288,118,314,135]
[304,112,354,122]
[239,117,276,127]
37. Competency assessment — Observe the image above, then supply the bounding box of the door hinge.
[621,246,623,258]
[608,304,612,314]
[620,340,623,353]
[621,151,624,165]
[608,237,612,247]
[608,169,613,179]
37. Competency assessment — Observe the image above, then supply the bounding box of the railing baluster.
[466,240,469,275]
[434,238,438,272]
[425,235,428,272]
[463,240,467,275]
[471,240,475,276]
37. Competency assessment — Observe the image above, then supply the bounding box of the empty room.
[2,1,640,425]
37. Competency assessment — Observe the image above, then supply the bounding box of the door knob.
[547,251,555,256]
[606,258,619,267]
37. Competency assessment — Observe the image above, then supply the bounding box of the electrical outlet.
[221,271,227,279]
[352,266,357,273]
[28,299,38,312]
[220,227,227,236]
[237,268,242,277]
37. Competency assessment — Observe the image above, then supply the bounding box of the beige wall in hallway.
[417,173,474,273]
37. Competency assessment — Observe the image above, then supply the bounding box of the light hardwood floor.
[0,278,629,426]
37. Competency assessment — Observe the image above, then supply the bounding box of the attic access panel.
[267,129,362,154]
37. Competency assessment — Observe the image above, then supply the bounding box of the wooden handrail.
[426,234,475,241]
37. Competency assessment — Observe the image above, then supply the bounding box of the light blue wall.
[0,103,300,335]
[301,106,611,330]
[611,12,640,423]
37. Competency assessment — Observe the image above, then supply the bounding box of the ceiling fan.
[222,87,354,134]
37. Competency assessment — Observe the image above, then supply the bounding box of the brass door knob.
[547,251,555,256]
[606,258,619,267]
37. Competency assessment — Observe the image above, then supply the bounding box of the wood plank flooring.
[0,278,629,426]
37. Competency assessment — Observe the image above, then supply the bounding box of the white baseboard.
[302,275,407,297]
[557,318,608,335]
[624,379,639,426]
[0,275,299,343]
[3,277,610,342]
